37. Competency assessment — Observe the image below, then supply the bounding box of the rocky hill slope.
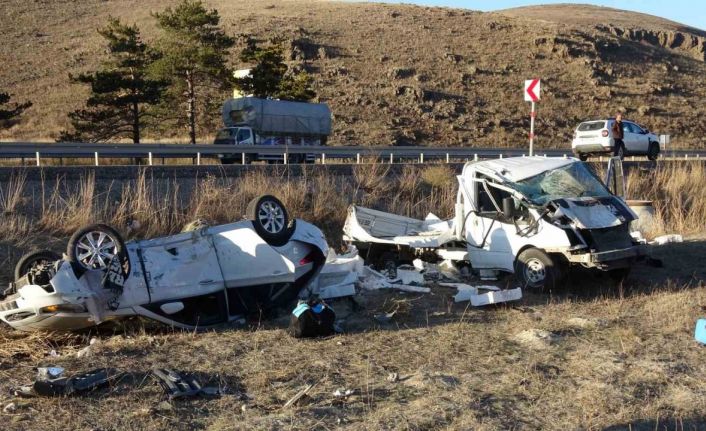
[1,0,705,148]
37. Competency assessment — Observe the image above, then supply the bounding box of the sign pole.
[524,78,540,157]
[529,101,535,156]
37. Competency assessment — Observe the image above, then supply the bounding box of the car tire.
[614,143,626,160]
[67,224,128,272]
[246,195,294,247]
[577,153,589,161]
[14,250,61,281]
[647,142,660,161]
[514,248,559,290]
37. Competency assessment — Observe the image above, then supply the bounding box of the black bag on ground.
[289,300,336,338]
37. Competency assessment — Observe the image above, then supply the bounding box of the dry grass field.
[1,1,706,148]
[0,161,705,430]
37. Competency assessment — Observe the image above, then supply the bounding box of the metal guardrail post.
[446,153,449,163]
[322,153,326,165]
[94,152,99,166]
[35,152,40,166]
[474,154,478,161]
[284,152,288,165]
[356,153,360,164]
[241,152,245,165]
[148,152,153,165]
[197,152,201,165]
[389,153,393,164]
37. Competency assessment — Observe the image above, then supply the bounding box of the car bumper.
[566,244,647,268]
[572,144,613,155]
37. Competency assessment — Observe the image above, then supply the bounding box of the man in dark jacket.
[611,113,625,157]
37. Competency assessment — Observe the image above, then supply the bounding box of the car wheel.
[14,250,61,281]
[67,224,127,272]
[514,248,558,290]
[647,142,660,161]
[577,153,589,161]
[246,195,294,246]
[614,143,626,160]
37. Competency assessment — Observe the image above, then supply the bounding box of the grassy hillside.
[1,1,705,149]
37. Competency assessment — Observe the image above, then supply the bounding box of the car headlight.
[40,304,87,314]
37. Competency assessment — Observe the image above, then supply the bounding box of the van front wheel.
[514,248,559,291]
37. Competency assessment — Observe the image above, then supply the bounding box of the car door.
[463,175,515,271]
[629,123,650,153]
[138,231,226,304]
[236,128,253,145]
[620,122,637,153]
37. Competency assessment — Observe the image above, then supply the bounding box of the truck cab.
[214,127,254,146]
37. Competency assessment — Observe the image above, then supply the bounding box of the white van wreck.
[343,156,646,289]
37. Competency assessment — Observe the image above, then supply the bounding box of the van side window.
[477,175,511,213]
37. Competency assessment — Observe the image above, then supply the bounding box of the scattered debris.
[652,234,683,245]
[374,311,397,324]
[514,329,561,349]
[3,402,16,413]
[152,368,219,400]
[333,388,354,397]
[695,319,706,344]
[360,267,431,293]
[23,368,122,397]
[76,337,99,358]
[441,282,522,306]
[387,372,399,383]
[37,366,65,380]
[283,382,317,408]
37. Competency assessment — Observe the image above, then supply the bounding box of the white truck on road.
[343,156,646,289]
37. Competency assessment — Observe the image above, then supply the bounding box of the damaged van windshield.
[509,162,611,205]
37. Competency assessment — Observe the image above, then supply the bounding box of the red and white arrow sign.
[524,79,541,102]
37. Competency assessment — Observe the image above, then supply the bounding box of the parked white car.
[571,118,660,161]
[343,157,646,290]
[0,196,328,331]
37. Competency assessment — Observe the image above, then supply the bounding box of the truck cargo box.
[222,97,332,137]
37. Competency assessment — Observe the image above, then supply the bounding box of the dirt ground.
[0,234,705,430]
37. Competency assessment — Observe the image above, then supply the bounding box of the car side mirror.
[502,197,516,219]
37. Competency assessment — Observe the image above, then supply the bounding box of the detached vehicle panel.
[0,196,328,331]
[344,157,646,289]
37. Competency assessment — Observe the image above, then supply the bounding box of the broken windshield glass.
[508,162,611,205]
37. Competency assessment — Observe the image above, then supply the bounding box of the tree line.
[1,0,315,144]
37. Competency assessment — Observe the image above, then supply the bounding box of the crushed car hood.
[551,196,637,229]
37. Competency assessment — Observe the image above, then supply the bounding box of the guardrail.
[0,142,703,166]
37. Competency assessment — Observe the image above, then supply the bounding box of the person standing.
[611,113,625,158]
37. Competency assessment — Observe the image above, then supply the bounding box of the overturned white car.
[0,196,328,331]
[344,156,646,290]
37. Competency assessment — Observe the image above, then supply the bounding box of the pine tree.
[151,0,234,144]
[59,18,166,143]
[234,40,316,101]
[0,92,32,128]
